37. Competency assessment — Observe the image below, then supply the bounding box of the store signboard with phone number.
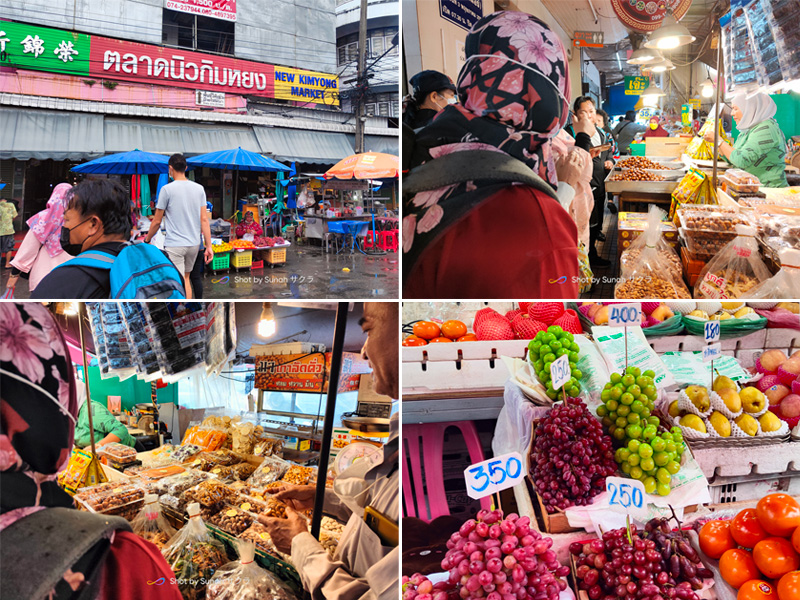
[624,76,650,95]
[254,352,369,393]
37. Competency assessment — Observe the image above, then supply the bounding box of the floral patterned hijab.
[404,11,570,256]
[26,183,73,258]
[0,303,78,531]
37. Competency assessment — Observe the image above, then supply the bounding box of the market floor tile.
[0,245,399,300]
[582,208,620,300]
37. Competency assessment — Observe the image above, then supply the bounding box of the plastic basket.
[251,260,264,270]
[266,248,287,265]
[210,252,230,271]
[231,249,253,269]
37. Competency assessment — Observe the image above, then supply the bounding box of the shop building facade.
[1,0,398,222]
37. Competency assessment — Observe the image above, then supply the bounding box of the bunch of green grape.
[527,326,582,400]
[597,367,686,496]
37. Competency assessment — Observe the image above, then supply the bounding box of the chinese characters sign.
[254,352,368,393]
[624,76,650,95]
[439,0,483,31]
[165,0,237,22]
[0,20,338,105]
[610,0,692,33]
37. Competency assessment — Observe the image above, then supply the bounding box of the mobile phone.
[364,505,398,547]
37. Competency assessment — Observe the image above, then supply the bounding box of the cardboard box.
[681,246,707,287]
[617,212,679,257]
[645,136,691,158]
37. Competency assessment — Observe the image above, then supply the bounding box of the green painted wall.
[81,365,177,412]
[732,92,800,141]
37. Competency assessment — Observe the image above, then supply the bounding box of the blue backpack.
[56,242,186,299]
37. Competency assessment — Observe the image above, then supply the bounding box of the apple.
[651,305,674,323]
[587,303,602,320]
[780,394,800,418]
[593,305,609,325]
[765,384,791,406]
[759,349,788,373]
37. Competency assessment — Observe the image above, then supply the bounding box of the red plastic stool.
[402,421,492,522]
[380,230,398,252]
[363,230,380,249]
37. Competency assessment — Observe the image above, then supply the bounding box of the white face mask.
[434,93,458,111]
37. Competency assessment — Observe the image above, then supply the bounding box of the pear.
[688,310,709,320]
[776,302,799,314]
[684,385,710,412]
[735,413,758,436]
[713,376,738,393]
[734,307,755,318]
[718,388,743,413]
[680,414,707,433]
[759,411,782,433]
[709,411,731,436]
[740,387,767,414]
[668,400,682,418]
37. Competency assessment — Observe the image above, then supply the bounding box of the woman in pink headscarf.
[6,183,73,294]
[0,303,181,600]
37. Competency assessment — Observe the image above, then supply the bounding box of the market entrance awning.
[252,126,355,164]
[0,107,104,161]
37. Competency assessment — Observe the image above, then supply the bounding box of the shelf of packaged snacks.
[260,426,323,443]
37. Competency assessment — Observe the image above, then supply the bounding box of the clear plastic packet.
[247,456,292,489]
[119,302,162,380]
[151,469,211,496]
[98,303,136,381]
[237,521,279,555]
[743,248,800,298]
[142,302,208,378]
[205,302,233,376]
[162,503,228,600]
[131,493,177,550]
[206,540,296,600]
[173,443,204,463]
[615,206,692,299]
[620,207,682,282]
[695,224,773,299]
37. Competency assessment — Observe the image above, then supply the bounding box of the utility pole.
[354,0,368,153]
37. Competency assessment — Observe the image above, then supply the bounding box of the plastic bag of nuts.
[193,480,239,507]
[238,521,279,555]
[206,540,295,600]
[131,493,176,550]
[281,465,315,486]
[616,207,692,299]
[248,455,291,488]
[695,224,773,299]
[208,506,253,535]
[229,462,256,481]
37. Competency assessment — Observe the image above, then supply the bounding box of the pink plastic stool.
[402,421,492,522]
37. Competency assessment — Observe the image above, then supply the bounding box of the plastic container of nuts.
[679,227,738,256]
[97,442,137,465]
[75,482,145,521]
[719,169,761,194]
[678,209,747,234]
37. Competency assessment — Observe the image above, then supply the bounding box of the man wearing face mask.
[402,70,458,131]
[257,302,399,600]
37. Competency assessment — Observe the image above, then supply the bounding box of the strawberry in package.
[743,248,800,298]
[206,540,295,600]
[694,224,773,299]
[615,206,692,299]
[131,493,177,550]
[161,502,228,600]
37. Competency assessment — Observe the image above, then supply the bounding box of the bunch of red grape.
[530,397,617,512]
[441,509,569,600]
[402,573,459,600]
[569,519,712,600]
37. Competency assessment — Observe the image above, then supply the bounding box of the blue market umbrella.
[187,147,290,219]
[71,149,170,175]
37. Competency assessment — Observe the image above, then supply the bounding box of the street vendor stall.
[13,300,394,600]
[402,301,800,600]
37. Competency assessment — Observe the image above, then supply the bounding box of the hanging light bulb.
[701,77,715,98]
[644,11,696,50]
[258,302,276,338]
[650,58,676,73]
[627,47,661,65]
[641,83,666,97]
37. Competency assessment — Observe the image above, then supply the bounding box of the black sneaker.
[597,232,607,242]
[607,201,618,215]
[590,254,612,268]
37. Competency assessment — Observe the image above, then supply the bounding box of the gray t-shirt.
[613,120,648,153]
[156,179,206,247]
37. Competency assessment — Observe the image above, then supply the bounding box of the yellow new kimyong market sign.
[274,66,339,106]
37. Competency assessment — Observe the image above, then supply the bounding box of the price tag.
[550,354,571,391]
[606,476,647,516]
[226,509,238,517]
[704,321,721,343]
[464,452,525,500]
[609,304,642,327]
[240,502,252,511]
[703,343,722,362]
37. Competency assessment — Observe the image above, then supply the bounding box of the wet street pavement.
[2,245,399,299]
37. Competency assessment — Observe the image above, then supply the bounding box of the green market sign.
[624,76,649,96]
[0,19,339,105]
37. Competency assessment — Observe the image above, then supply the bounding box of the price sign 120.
[609,304,641,327]
[464,452,525,500]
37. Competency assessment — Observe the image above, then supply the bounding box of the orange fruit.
[402,335,427,347]
[792,526,800,554]
[412,321,441,340]
[733,509,770,549]
[441,320,467,340]
[721,548,762,589]
[738,580,777,600]
[457,334,478,342]
[777,571,800,600]
[699,520,738,559]
[429,337,453,343]
[753,537,800,580]
[756,494,800,537]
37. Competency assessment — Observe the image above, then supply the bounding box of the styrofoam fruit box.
[710,390,743,421]
[677,388,713,419]
[401,339,529,362]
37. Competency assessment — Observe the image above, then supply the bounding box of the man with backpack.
[32,179,186,299]
[145,153,212,299]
